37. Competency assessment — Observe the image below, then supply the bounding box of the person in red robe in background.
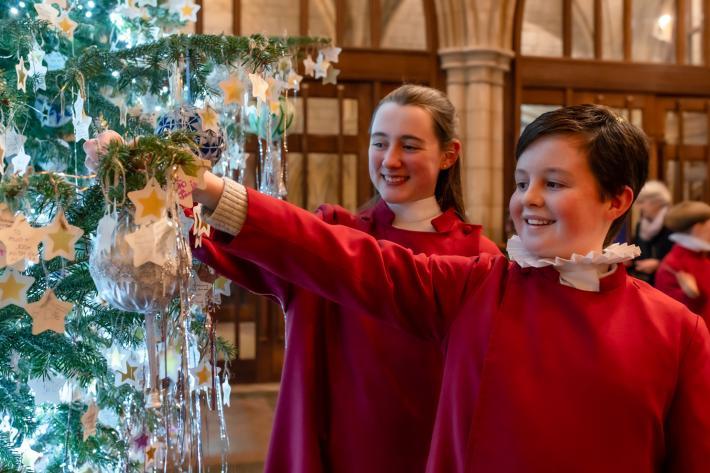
[655,200,710,327]
[187,85,500,472]
[193,104,710,472]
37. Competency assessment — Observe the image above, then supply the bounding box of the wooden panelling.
[519,57,710,96]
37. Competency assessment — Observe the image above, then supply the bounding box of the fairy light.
[10,7,19,15]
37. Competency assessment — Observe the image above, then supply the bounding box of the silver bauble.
[89,211,180,313]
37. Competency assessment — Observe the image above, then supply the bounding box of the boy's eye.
[515,181,528,191]
[402,144,420,151]
[546,181,564,189]
[370,142,385,149]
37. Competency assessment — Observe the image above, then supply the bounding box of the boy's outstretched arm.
[196,176,496,341]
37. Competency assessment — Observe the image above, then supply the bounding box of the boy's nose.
[522,186,544,207]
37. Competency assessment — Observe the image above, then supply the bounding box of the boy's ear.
[608,185,634,220]
[440,140,461,170]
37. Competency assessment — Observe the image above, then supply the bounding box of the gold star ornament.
[127,178,166,225]
[219,74,244,105]
[0,270,34,308]
[42,210,84,261]
[56,12,78,40]
[16,57,28,93]
[197,105,220,133]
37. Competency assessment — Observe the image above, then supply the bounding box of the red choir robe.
[215,188,710,473]
[656,244,710,327]
[193,199,501,473]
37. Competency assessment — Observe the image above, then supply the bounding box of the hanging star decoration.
[323,66,340,85]
[222,377,231,406]
[177,0,200,22]
[303,54,316,76]
[18,438,42,469]
[25,289,73,335]
[0,215,42,266]
[197,104,220,133]
[72,95,92,143]
[34,1,60,24]
[213,276,231,298]
[81,403,99,441]
[219,74,244,105]
[287,70,303,91]
[191,204,210,247]
[192,361,217,388]
[172,166,200,208]
[115,359,142,387]
[95,212,118,255]
[4,128,27,157]
[249,73,269,104]
[314,53,330,80]
[322,46,342,63]
[56,12,78,40]
[127,177,167,225]
[11,147,31,175]
[124,218,175,267]
[28,45,47,91]
[41,209,84,261]
[0,270,34,309]
[16,57,28,93]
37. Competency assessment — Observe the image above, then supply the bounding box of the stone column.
[439,47,513,242]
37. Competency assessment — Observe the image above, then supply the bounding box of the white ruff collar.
[669,233,710,252]
[507,235,641,292]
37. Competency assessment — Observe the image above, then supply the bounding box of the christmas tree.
[0,1,337,470]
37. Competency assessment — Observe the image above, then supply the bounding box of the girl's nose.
[381,146,402,168]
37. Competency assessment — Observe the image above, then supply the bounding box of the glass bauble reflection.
[89,211,180,313]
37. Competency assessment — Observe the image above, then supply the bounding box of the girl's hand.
[676,271,700,299]
[82,130,125,172]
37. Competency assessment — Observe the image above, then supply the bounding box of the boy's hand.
[634,258,660,274]
[676,271,700,299]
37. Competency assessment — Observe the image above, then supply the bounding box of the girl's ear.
[440,140,461,170]
[608,185,634,220]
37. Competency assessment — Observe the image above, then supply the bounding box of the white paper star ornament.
[123,218,175,267]
[42,209,84,261]
[127,178,166,225]
[95,212,118,255]
[303,54,316,76]
[72,95,92,143]
[323,66,340,85]
[11,147,31,174]
[177,0,200,22]
[249,73,269,103]
[26,289,73,335]
[322,46,342,63]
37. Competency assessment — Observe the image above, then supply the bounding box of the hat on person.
[636,180,672,205]
[664,200,710,233]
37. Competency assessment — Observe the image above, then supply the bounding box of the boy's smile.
[510,135,623,259]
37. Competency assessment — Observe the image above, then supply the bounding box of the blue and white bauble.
[155,106,224,164]
[34,95,72,128]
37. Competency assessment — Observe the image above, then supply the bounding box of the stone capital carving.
[439,47,514,85]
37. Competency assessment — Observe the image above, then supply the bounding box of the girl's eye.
[402,144,419,151]
[515,181,528,191]
[371,142,385,149]
[546,181,564,189]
